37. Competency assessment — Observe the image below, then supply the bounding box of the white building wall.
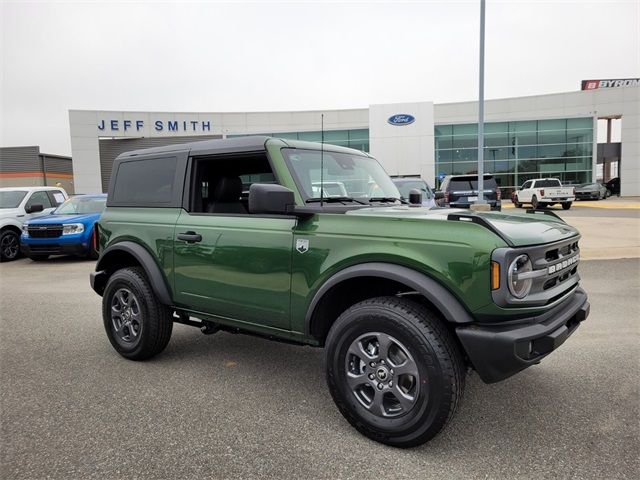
[369,102,435,187]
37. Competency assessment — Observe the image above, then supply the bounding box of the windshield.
[394,180,433,199]
[282,149,400,202]
[0,191,28,209]
[54,196,107,215]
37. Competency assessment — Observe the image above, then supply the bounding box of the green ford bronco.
[91,136,589,447]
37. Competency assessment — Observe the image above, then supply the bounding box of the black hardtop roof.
[116,136,272,159]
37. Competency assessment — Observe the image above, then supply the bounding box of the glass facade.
[435,117,594,192]
[229,129,369,153]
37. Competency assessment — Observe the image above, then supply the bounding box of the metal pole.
[477,0,486,203]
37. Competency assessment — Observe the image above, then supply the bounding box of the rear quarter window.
[112,157,178,206]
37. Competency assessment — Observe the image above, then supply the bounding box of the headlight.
[508,254,533,299]
[62,223,84,235]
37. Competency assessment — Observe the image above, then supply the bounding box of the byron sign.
[581,79,639,90]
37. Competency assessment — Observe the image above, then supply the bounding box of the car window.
[26,191,53,209]
[113,157,177,205]
[448,180,472,191]
[535,179,561,188]
[394,180,433,199]
[0,190,28,209]
[48,190,66,206]
[522,181,532,189]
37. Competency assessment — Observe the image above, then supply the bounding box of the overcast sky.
[1,0,639,156]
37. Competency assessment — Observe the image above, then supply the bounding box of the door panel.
[173,211,295,330]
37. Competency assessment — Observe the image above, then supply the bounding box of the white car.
[0,186,68,261]
[513,178,575,210]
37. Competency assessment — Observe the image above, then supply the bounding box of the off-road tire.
[102,266,173,360]
[562,202,572,210]
[325,296,465,448]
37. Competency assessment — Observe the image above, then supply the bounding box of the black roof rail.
[446,213,514,246]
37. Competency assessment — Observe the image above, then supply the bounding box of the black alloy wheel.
[0,230,20,262]
[103,267,173,360]
[325,296,465,448]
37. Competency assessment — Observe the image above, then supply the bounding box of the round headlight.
[508,254,533,299]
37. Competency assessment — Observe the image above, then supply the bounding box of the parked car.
[574,182,609,201]
[512,178,575,210]
[91,137,588,448]
[605,177,620,196]
[437,174,501,211]
[21,194,107,260]
[391,177,437,208]
[0,186,68,262]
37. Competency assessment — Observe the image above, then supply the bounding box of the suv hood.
[25,213,100,225]
[346,206,579,247]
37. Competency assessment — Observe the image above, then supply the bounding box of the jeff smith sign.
[581,78,639,90]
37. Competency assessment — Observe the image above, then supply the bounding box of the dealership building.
[63,83,637,196]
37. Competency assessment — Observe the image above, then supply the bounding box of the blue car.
[21,194,107,260]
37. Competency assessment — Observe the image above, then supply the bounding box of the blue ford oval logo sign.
[387,114,415,126]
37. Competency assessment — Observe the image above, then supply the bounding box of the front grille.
[27,224,63,238]
[492,236,581,307]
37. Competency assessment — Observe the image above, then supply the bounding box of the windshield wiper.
[369,197,409,205]
[306,197,367,205]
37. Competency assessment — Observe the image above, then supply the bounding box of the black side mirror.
[408,188,423,205]
[434,191,445,200]
[25,204,44,214]
[248,184,295,215]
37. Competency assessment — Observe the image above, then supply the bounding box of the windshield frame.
[281,148,401,204]
[0,190,28,209]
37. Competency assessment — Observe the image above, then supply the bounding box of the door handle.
[177,231,202,243]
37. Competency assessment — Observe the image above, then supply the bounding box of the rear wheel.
[531,195,539,209]
[325,296,465,448]
[0,230,20,262]
[103,267,173,360]
[562,202,572,210]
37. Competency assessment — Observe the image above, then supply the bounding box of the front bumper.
[456,287,589,383]
[21,242,88,256]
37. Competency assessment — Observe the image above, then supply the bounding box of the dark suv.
[438,174,502,211]
[91,137,588,448]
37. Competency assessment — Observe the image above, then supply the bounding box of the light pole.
[477,0,486,204]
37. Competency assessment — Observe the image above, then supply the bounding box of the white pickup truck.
[513,178,575,210]
[0,186,68,261]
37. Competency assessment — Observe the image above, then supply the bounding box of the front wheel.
[325,297,465,448]
[0,230,20,262]
[514,195,522,208]
[103,267,173,360]
[562,202,572,210]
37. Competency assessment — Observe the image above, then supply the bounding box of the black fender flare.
[305,262,475,335]
[91,241,173,305]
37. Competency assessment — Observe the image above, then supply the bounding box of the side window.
[190,154,276,215]
[26,191,53,210]
[112,157,177,205]
[522,181,532,189]
[47,190,66,206]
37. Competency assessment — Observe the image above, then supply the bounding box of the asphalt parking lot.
[1,211,639,479]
